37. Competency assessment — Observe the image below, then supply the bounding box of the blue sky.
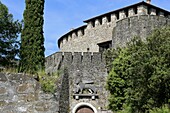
[1,0,170,57]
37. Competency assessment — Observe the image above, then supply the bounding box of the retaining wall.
[0,73,59,113]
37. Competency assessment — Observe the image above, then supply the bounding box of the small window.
[98,40,112,52]
[87,48,90,52]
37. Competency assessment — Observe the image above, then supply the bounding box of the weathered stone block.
[0,87,6,94]
[0,101,6,106]
[18,93,37,102]
[102,16,108,24]
[0,73,7,82]
[26,93,36,102]
[8,74,29,83]
[150,8,156,15]
[39,93,54,100]
[17,83,34,93]
[111,13,117,22]
[35,102,49,112]
[128,8,136,17]
[95,19,101,26]
[119,10,126,19]
[137,5,148,15]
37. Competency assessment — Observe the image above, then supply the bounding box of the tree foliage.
[106,26,170,113]
[150,105,170,113]
[19,0,45,73]
[0,1,21,67]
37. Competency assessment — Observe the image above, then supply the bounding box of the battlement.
[84,1,170,25]
[45,52,109,112]
[59,25,86,48]
[58,1,170,52]
[112,15,170,48]
[45,52,106,73]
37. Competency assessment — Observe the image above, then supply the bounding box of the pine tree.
[0,1,21,67]
[19,0,45,73]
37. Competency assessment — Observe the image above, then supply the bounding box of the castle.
[58,1,170,53]
[46,1,170,113]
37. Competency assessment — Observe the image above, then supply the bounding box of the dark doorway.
[97,40,112,52]
[76,106,94,113]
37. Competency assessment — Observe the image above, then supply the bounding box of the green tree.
[19,0,45,73]
[0,1,21,67]
[106,26,170,113]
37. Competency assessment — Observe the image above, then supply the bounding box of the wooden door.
[76,106,94,113]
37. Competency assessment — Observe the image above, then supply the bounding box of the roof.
[84,1,170,23]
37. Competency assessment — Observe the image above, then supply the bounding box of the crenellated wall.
[45,52,110,113]
[112,15,170,48]
[58,1,170,53]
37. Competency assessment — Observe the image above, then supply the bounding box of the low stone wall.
[0,73,59,113]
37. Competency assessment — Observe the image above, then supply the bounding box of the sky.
[1,0,170,57]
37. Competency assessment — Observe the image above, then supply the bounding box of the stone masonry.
[58,1,170,52]
[45,1,170,113]
[113,15,170,48]
[0,73,59,113]
[45,52,111,113]
[1,1,170,113]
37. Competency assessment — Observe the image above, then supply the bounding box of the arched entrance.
[76,106,94,113]
[72,102,97,113]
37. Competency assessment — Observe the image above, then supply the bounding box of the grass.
[37,70,62,93]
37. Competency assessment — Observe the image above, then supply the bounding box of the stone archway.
[76,106,94,113]
[72,102,97,113]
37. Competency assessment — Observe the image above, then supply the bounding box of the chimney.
[146,0,151,4]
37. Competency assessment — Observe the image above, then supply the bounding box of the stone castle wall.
[59,19,115,52]
[113,15,170,48]
[58,2,170,52]
[0,52,112,113]
[45,4,170,112]
[1,2,170,113]
[45,2,170,113]
[45,52,111,113]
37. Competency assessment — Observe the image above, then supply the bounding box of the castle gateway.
[46,1,170,113]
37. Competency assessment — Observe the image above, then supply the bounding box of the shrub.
[38,70,61,93]
[150,105,170,113]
